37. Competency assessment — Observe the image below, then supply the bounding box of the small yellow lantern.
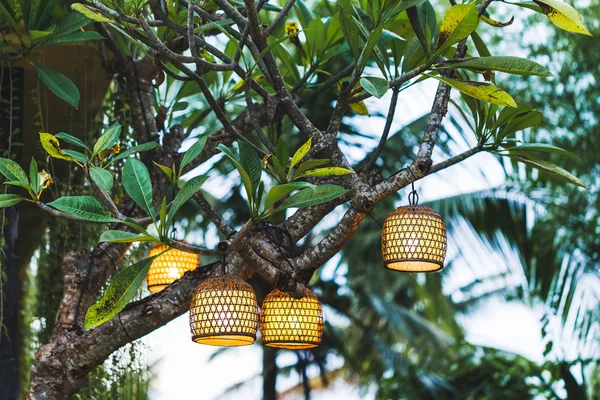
[189,276,259,346]
[260,288,324,349]
[146,243,200,292]
[381,205,447,272]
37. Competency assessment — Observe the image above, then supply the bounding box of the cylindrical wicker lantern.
[189,276,259,346]
[146,243,200,293]
[260,288,324,349]
[381,205,447,272]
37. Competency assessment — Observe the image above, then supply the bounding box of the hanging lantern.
[189,276,259,346]
[381,205,447,272]
[260,288,324,349]
[146,243,200,293]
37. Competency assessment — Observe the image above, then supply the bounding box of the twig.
[367,88,400,168]
[192,191,235,237]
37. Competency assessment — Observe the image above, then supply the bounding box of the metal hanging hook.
[405,167,419,206]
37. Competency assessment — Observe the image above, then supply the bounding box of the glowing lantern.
[146,243,200,292]
[260,288,324,349]
[189,276,259,346]
[381,205,447,272]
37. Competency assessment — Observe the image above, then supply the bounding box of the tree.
[0,0,592,398]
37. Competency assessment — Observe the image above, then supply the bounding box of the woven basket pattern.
[381,205,447,272]
[260,288,324,349]
[189,276,259,346]
[146,243,200,292]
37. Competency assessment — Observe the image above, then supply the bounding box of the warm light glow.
[381,205,447,272]
[146,243,200,292]
[260,288,324,349]
[189,276,259,347]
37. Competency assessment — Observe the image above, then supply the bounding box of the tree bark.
[263,347,278,400]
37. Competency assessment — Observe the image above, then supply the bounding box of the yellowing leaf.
[480,14,514,27]
[533,0,591,35]
[435,4,478,56]
[40,133,75,161]
[430,75,517,107]
[291,138,312,169]
[71,3,112,23]
[296,167,354,179]
[349,100,369,115]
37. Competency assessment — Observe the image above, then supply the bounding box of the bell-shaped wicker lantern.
[260,288,324,349]
[189,276,259,346]
[381,205,447,272]
[146,243,200,293]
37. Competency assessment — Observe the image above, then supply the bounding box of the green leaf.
[360,77,390,98]
[275,137,289,171]
[339,0,363,61]
[48,196,118,223]
[99,230,155,243]
[25,0,56,31]
[295,167,354,179]
[111,141,159,163]
[219,144,254,203]
[122,158,155,221]
[290,138,312,170]
[180,136,208,170]
[507,143,577,158]
[533,0,591,35]
[294,159,330,176]
[239,142,262,198]
[359,25,383,73]
[70,3,112,22]
[93,122,121,156]
[55,132,89,150]
[434,4,478,57]
[154,162,174,181]
[29,158,39,194]
[439,56,552,77]
[264,182,315,210]
[0,158,29,185]
[508,155,587,188]
[0,194,24,208]
[85,256,157,329]
[471,31,491,57]
[430,75,517,107]
[272,184,349,214]
[167,175,209,223]
[41,31,104,47]
[90,166,114,191]
[34,64,80,109]
[62,149,88,163]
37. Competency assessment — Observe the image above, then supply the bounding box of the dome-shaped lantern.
[146,243,200,292]
[381,205,447,272]
[189,276,259,346]
[260,288,324,349]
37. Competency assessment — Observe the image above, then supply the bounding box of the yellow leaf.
[38,169,53,199]
[480,15,515,28]
[533,0,591,35]
[349,101,369,115]
[430,75,517,107]
[436,4,478,55]
[291,138,312,169]
[70,4,112,23]
[296,167,354,179]
[39,133,74,161]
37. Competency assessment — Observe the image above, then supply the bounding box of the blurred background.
[1,0,598,399]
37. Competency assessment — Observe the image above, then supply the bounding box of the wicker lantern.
[146,243,200,293]
[381,205,447,272]
[189,276,259,346]
[260,288,324,349]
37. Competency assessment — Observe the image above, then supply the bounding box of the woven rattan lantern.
[189,276,259,346]
[381,204,447,272]
[146,243,200,292]
[260,288,324,349]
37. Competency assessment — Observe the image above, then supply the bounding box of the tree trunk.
[0,66,24,400]
[263,347,278,400]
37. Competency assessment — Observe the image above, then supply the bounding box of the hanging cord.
[118,312,135,342]
[129,57,153,141]
[220,253,228,275]
[405,166,419,206]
